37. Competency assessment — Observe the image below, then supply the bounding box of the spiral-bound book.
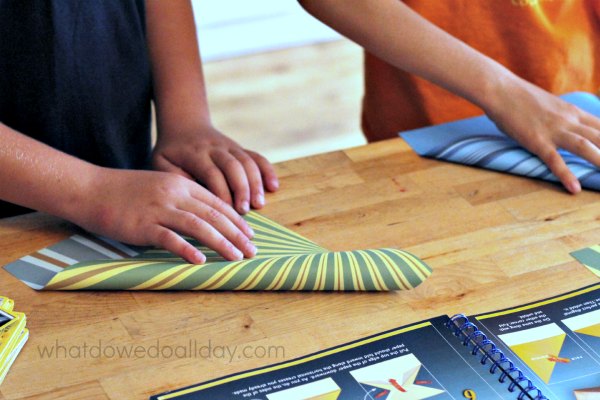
[151,283,600,400]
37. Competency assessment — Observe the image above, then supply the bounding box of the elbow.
[297,0,319,17]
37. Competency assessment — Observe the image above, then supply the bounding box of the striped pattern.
[401,92,600,191]
[3,234,141,290]
[3,212,431,291]
[571,245,600,278]
[137,212,326,263]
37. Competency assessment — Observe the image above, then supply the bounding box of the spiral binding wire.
[446,314,548,400]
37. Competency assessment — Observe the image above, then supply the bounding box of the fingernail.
[270,179,279,190]
[246,242,257,257]
[232,248,244,261]
[247,225,255,237]
[256,193,265,207]
[241,201,250,214]
[568,180,581,194]
[193,251,206,264]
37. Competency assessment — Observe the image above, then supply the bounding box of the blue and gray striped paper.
[400,92,600,190]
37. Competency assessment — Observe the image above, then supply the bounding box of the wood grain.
[203,40,366,163]
[0,137,598,399]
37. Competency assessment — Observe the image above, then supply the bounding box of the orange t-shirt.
[362,0,600,142]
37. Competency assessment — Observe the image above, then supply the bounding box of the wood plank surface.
[0,137,598,399]
[203,40,366,162]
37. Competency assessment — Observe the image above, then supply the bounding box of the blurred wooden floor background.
[202,40,367,163]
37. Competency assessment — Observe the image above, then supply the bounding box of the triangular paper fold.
[3,212,431,291]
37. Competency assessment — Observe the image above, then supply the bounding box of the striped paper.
[3,212,431,291]
[571,245,600,278]
[400,92,600,191]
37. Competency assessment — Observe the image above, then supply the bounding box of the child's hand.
[144,0,278,211]
[152,124,279,214]
[75,168,256,264]
[485,79,600,194]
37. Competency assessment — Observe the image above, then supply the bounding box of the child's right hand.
[74,168,257,264]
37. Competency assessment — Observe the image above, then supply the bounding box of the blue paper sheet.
[400,92,600,190]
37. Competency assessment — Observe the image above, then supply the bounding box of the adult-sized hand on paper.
[77,169,257,264]
[485,80,600,194]
[152,124,279,215]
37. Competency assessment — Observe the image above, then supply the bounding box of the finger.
[150,226,206,264]
[189,186,254,239]
[211,150,251,214]
[153,154,194,180]
[580,110,600,133]
[179,200,256,258]
[559,131,600,167]
[248,150,279,192]
[232,149,264,209]
[536,144,581,194]
[165,209,247,261]
[192,161,233,206]
[571,121,600,150]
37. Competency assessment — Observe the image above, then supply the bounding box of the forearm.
[145,0,279,210]
[0,122,97,221]
[299,0,521,112]
[146,0,211,135]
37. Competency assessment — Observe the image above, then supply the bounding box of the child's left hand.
[152,124,279,214]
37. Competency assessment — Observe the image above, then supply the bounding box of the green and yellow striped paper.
[4,212,432,291]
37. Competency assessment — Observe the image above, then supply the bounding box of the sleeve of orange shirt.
[359,0,600,138]
[592,0,600,19]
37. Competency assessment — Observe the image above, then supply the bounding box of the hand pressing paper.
[400,92,600,191]
[3,212,431,291]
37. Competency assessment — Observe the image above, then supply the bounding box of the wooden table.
[0,138,598,399]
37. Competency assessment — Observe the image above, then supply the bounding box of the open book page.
[473,284,600,400]
[151,316,518,400]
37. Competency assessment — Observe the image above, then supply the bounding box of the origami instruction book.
[151,283,600,400]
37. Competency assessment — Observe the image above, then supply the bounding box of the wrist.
[53,163,108,226]
[156,106,213,141]
[475,66,528,119]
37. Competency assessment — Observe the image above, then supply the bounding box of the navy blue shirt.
[0,0,153,217]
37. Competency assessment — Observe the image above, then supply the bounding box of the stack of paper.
[0,296,28,385]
